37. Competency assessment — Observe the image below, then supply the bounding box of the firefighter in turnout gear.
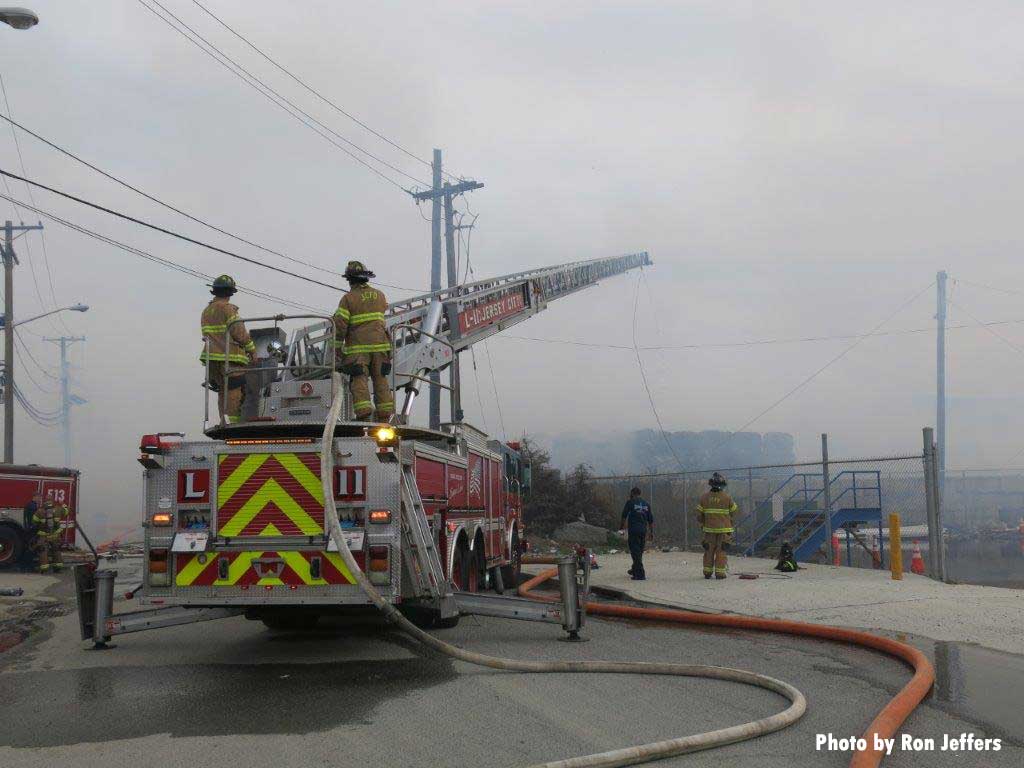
[333,261,394,422]
[696,472,738,580]
[200,274,256,424]
[33,499,66,573]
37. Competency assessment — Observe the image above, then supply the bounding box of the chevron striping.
[218,478,322,536]
[217,454,270,508]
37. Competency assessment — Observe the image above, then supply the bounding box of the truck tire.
[0,525,24,570]
[464,548,481,593]
[500,530,522,588]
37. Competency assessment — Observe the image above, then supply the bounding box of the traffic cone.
[832,533,841,566]
[910,542,925,575]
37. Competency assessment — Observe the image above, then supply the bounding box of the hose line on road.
[319,374,806,768]
[518,569,934,768]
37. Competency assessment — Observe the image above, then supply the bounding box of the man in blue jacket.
[619,487,654,580]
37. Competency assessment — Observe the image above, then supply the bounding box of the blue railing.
[742,470,882,558]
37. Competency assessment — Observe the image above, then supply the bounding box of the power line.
[189,0,456,182]
[0,167,349,293]
[0,114,424,294]
[0,73,70,334]
[0,190,324,313]
[631,270,685,471]
[499,317,1024,352]
[948,298,1024,356]
[136,0,427,193]
[721,281,936,439]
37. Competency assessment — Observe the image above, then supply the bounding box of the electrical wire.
[0,114,424,294]
[0,167,350,293]
[136,0,427,193]
[631,270,686,471]
[0,73,70,334]
[189,0,457,182]
[14,328,59,382]
[499,317,1024,351]
[721,281,936,440]
[0,191,324,313]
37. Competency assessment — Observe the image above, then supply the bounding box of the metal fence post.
[681,474,689,551]
[822,433,833,563]
[922,427,944,582]
[747,466,754,546]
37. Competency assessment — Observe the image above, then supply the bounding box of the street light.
[0,7,38,30]
[1,303,88,329]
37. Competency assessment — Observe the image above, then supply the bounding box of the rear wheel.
[0,525,24,570]
[464,548,481,593]
[450,537,468,590]
[500,530,522,588]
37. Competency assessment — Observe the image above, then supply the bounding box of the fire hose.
[320,374,806,768]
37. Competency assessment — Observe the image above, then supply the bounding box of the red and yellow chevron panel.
[216,452,325,537]
[175,550,363,587]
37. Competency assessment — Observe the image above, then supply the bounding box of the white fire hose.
[320,374,806,767]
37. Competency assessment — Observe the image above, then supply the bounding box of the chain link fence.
[589,453,929,567]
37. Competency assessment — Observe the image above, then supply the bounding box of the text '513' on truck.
[74,253,650,641]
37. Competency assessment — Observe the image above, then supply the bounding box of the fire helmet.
[709,472,727,490]
[209,274,237,295]
[344,260,375,282]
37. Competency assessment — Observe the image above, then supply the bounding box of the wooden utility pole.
[2,219,44,463]
[411,154,483,429]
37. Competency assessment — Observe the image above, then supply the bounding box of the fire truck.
[0,464,79,570]
[75,252,650,643]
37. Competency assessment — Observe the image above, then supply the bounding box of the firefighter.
[333,261,394,422]
[619,486,654,581]
[200,274,256,424]
[696,472,738,580]
[33,499,66,573]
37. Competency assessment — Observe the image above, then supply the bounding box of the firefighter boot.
[701,538,713,579]
[714,547,728,579]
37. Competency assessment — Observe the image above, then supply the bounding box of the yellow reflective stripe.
[695,505,705,513]
[217,454,271,508]
[218,478,322,536]
[202,325,227,333]
[175,554,216,586]
[343,343,392,353]
[200,352,249,363]
[273,453,324,504]
[353,400,373,410]
[243,341,256,351]
[703,526,734,533]
[225,314,240,324]
[323,552,357,584]
[730,503,739,512]
[349,312,385,324]
[334,307,350,319]
[714,567,727,574]
[701,508,734,514]
[376,401,394,411]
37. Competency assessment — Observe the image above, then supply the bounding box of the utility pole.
[44,335,86,467]
[410,151,483,429]
[2,218,44,464]
[936,270,947,496]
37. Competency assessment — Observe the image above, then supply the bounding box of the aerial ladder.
[253,251,652,428]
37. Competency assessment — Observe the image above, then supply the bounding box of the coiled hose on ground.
[320,374,806,768]
[518,566,935,768]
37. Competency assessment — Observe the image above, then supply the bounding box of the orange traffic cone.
[910,542,925,575]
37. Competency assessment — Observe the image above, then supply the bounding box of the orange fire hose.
[519,567,934,768]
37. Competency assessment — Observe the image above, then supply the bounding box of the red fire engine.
[0,464,79,570]
[75,253,649,642]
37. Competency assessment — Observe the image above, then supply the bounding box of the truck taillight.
[151,512,172,526]
[368,510,391,524]
[368,545,390,585]
[149,549,170,586]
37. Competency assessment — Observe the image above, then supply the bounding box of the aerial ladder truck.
[74,252,651,645]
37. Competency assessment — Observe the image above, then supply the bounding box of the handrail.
[209,313,338,428]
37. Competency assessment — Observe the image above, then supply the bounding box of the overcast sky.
[3,1,1024,535]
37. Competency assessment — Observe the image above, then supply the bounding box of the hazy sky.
[3,1,1024,535]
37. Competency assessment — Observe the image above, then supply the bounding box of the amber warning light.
[368,510,392,524]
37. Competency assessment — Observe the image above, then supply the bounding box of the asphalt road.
[0,570,1020,768]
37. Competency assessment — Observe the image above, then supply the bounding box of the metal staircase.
[741,470,884,562]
